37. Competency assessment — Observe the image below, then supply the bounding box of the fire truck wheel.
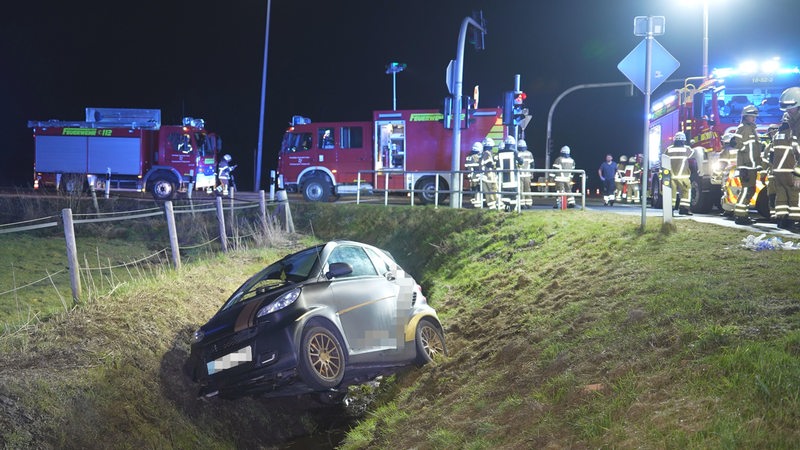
[150,175,177,201]
[302,176,332,202]
[61,173,87,194]
[650,174,663,208]
[417,176,448,205]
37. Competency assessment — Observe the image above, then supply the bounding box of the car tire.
[414,319,447,366]
[299,325,345,390]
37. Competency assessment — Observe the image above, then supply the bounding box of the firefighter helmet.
[504,136,516,146]
[223,154,232,162]
[471,141,483,153]
[673,132,687,142]
[779,87,800,111]
[721,133,734,145]
[619,155,628,163]
[560,145,570,155]
[518,139,527,149]
[482,137,495,148]
[741,105,759,117]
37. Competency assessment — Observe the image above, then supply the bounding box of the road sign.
[617,38,680,94]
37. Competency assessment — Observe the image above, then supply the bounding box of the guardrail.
[354,168,587,210]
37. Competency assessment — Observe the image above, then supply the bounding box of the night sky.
[3,0,798,191]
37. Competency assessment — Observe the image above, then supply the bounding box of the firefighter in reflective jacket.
[732,105,762,225]
[479,137,500,209]
[217,154,236,195]
[665,131,694,215]
[762,123,781,219]
[552,146,575,208]
[615,155,628,202]
[517,139,534,208]
[628,154,643,203]
[770,113,800,229]
[466,142,483,207]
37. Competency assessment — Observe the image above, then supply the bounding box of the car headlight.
[257,288,301,318]
[192,329,205,344]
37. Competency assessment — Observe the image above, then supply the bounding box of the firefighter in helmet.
[552,145,576,208]
[779,86,800,137]
[479,137,500,209]
[217,154,236,196]
[466,141,484,207]
[496,136,518,210]
[517,139,534,208]
[762,123,782,219]
[732,105,762,225]
[628,154,643,203]
[770,112,800,229]
[665,131,694,215]
[615,155,628,202]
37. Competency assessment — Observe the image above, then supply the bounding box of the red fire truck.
[648,60,800,215]
[29,107,222,200]
[276,108,505,203]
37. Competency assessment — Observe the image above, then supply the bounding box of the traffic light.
[512,91,527,127]
[503,91,528,127]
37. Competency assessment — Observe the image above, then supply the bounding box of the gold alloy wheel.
[308,331,342,381]
[420,324,445,360]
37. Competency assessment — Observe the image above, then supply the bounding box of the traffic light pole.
[449,15,485,208]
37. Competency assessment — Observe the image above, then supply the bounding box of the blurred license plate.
[207,345,252,375]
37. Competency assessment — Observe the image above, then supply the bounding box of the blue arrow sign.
[618,38,680,94]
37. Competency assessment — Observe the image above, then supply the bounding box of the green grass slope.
[294,204,800,449]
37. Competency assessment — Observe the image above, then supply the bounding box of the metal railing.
[354,168,587,210]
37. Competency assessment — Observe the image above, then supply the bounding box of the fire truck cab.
[277,108,504,204]
[648,61,799,215]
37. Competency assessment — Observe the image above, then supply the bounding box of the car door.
[325,244,401,356]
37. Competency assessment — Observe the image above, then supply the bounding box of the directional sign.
[617,38,680,94]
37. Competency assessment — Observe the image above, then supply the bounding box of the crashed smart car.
[184,240,446,399]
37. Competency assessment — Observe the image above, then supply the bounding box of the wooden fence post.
[164,201,182,270]
[62,208,81,303]
[276,190,294,233]
[258,190,273,239]
[216,196,228,253]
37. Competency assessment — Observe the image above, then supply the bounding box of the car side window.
[327,245,377,278]
[364,247,392,276]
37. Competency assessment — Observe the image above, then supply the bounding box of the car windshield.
[221,245,323,310]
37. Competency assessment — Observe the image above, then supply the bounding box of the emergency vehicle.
[29,107,222,200]
[277,108,505,204]
[648,60,800,215]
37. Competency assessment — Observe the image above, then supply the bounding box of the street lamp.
[385,62,406,111]
[702,0,709,77]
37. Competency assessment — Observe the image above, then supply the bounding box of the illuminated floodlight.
[778,66,800,75]
[738,60,758,74]
[712,67,734,78]
[761,58,780,73]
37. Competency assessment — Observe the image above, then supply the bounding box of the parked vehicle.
[276,107,505,204]
[29,107,222,200]
[184,240,447,400]
[648,60,799,215]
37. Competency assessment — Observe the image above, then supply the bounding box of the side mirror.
[325,262,353,280]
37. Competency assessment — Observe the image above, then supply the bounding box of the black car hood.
[201,284,299,339]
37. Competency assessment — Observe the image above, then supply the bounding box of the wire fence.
[0,191,294,334]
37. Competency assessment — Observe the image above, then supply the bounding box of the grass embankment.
[294,204,800,449]
[1,201,798,448]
